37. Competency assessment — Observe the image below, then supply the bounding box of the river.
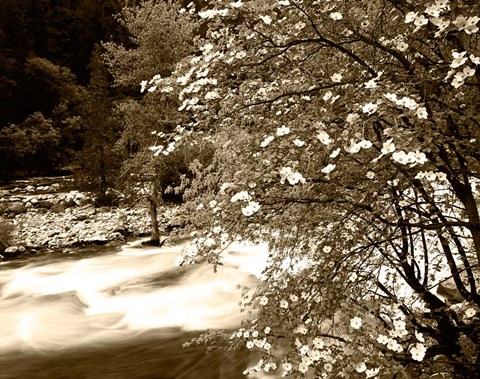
[0,239,272,378]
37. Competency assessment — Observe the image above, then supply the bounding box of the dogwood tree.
[151,0,480,377]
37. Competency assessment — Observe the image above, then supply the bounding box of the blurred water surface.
[0,239,271,378]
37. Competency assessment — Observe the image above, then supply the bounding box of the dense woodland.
[0,0,123,176]
[0,0,206,204]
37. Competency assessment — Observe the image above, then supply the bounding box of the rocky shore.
[0,181,178,259]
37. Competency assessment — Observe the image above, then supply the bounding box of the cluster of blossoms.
[415,171,448,182]
[260,135,275,147]
[197,8,229,19]
[344,139,372,154]
[148,141,177,156]
[464,307,477,318]
[317,130,333,145]
[391,150,428,166]
[293,341,332,374]
[376,317,429,362]
[383,93,428,119]
[233,327,274,371]
[448,303,478,321]
[279,166,306,185]
[276,125,290,136]
[237,314,367,376]
[448,51,478,88]
[260,125,296,148]
[373,140,428,167]
[410,343,428,362]
[405,1,450,34]
[230,190,260,216]
[354,363,380,378]
[140,74,174,93]
[241,201,260,216]
[230,190,251,203]
[453,15,480,34]
[402,1,480,88]
[376,333,403,354]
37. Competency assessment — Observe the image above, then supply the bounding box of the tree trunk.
[99,144,107,201]
[148,197,160,245]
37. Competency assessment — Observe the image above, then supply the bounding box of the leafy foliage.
[0,112,61,176]
[151,0,480,377]
[74,45,123,204]
[106,0,206,193]
[103,0,198,89]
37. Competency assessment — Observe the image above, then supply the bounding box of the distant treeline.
[0,0,130,178]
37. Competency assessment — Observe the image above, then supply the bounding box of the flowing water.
[0,239,272,378]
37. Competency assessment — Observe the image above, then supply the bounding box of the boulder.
[3,246,19,257]
[64,198,77,208]
[75,192,88,199]
[74,193,88,206]
[84,235,109,245]
[38,200,55,209]
[51,196,62,204]
[0,203,9,215]
[112,225,130,235]
[75,198,89,206]
[81,204,95,213]
[51,203,66,213]
[75,205,96,218]
[108,232,124,240]
[25,185,35,192]
[8,202,26,214]
[47,230,59,238]
[74,213,89,221]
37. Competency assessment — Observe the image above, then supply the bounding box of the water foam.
[0,240,269,353]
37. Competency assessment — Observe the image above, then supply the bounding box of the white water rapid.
[0,240,270,378]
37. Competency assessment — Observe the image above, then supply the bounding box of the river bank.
[0,179,179,260]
